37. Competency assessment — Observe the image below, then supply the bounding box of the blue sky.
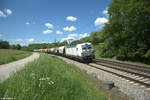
[0,0,111,45]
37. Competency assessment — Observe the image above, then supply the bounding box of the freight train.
[34,42,95,62]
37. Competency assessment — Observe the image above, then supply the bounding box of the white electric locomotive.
[63,42,95,62]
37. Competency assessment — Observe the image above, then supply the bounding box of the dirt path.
[0,53,40,83]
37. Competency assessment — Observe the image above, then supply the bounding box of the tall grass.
[0,49,32,65]
[0,54,106,100]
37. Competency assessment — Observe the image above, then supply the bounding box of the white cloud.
[4,9,12,15]
[13,38,34,42]
[56,30,63,34]
[95,17,108,27]
[15,39,23,42]
[26,22,30,25]
[43,29,53,34]
[61,33,89,42]
[102,8,108,15]
[0,10,6,17]
[66,16,77,22]
[61,36,74,42]
[79,33,89,38]
[41,41,47,43]
[61,34,77,42]
[45,23,54,29]
[68,33,78,37]
[26,38,34,42]
[0,9,12,18]
[63,26,77,31]
[68,33,88,39]
[9,38,35,46]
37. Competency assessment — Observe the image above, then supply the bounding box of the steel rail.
[88,64,150,88]
[94,62,150,79]
[93,59,150,73]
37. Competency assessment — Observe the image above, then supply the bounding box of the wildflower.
[38,82,41,87]
[39,77,50,81]
[48,81,54,85]
[42,90,46,94]
[30,73,35,79]
[33,94,37,100]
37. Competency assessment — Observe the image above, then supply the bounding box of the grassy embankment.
[0,49,32,65]
[94,45,150,67]
[0,53,107,100]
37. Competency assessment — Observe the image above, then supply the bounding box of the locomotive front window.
[88,46,92,49]
[82,47,86,50]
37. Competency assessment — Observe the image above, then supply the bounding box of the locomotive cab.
[77,43,95,62]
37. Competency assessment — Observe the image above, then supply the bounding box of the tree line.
[0,40,24,50]
[0,40,68,51]
[90,0,150,64]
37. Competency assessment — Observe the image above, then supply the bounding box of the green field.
[0,49,32,65]
[0,53,107,100]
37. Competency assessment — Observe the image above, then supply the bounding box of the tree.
[0,40,9,49]
[9,45,17,49]
[71,40,81,45]
[21,46,29,51]
[101,0,150,63]
[80,37,90,43]
[16,44,21,50]
[59,41,68,46]
[90,32,101,45]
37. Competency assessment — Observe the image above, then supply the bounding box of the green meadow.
[0,53,107,100]
[0,49,32,65]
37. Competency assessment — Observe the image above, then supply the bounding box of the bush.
[0,41,9,49]
[143,49,150,64]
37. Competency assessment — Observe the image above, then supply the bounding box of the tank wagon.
[34,42,95,62]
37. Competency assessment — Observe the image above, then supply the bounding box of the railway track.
[88,59,150,88]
